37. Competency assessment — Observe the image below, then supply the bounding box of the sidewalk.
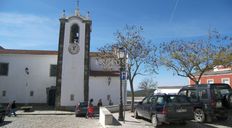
[106,111,153,128]
[16,110,74,115]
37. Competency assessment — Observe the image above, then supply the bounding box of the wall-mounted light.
[25,67,29,75]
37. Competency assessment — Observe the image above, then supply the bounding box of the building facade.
[0,9,127,107]
[189,66,232,87]
[0,50,57,104]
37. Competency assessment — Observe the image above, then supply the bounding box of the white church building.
[0,8,127,107]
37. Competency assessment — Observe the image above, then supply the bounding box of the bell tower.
[56,4,91,107]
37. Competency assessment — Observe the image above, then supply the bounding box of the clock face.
[68,43,80,54]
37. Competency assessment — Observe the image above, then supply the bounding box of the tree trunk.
[130,80,135,112]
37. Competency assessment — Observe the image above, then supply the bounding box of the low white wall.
[99,107,113,126]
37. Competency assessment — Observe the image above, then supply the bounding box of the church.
[0,7,127,107]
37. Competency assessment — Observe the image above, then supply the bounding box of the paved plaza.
[1,111,232,128]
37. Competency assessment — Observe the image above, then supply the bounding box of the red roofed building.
[189,66,232,88]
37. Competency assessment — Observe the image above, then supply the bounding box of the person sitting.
[87,104,94,118]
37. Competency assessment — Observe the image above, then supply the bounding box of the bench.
[99,107,113,126]
[20,106,33,112]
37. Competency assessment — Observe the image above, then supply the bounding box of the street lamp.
[116,47,125,121]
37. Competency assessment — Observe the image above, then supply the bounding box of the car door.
[136,96,149,118]
[143,95,158,119]
[175,95,194,119]
[188,89,200,106]
[141,95,153,119]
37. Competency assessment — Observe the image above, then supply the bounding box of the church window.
[50,64,57,77]
[2,90,6,97]
[70,94,74,101]
[30,91,34,96]
[207,79,214,84]
[222,78,230,85]
[0,63,9,76]
[70,24,80,43]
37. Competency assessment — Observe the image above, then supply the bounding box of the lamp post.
[117,47,125,121]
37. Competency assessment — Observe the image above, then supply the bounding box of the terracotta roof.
[0,49,57,55]
[90,70,120,76]
[203,70,232,76]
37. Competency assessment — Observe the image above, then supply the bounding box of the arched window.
[70,24,79,43]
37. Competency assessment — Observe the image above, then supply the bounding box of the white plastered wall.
[0,54,57,103]
[60,17,86,106]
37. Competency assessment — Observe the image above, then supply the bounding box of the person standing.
[6,102,12,117]
[97,99,102,108]
[11,100,17,116]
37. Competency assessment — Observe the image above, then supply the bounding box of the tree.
[159,39,215,84]
[210,31,232,67]
[159,31,231,84]
[138,78,157,96]
[98,25,157,111]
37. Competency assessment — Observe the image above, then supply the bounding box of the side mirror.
[138,101,142,105]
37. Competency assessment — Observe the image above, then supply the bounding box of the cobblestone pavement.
[111,111,232,128]
[0,115,102,128]
[1,112,232,128]
[135,118,232,128]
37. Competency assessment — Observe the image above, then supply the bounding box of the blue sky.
[1,0,232,89]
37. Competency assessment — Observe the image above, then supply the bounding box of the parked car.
[178,83,232,122]
[75,101,88,117]
[0,104,5,123]
[134,93,194,127]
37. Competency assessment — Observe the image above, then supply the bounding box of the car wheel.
[151,115,158,127]
[194,108,205,122]
[134,110,139,119]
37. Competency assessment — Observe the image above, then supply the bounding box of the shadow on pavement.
[0,121,12,127]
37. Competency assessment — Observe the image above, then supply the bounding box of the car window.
[187,89,197,100]
[198,89,208,99]
[168,95,189,103]
[149,96,157,104]
[177,96,190,103]
[156,96,164,105]
[169,96,178,103]
[179,90,187,96]
[142,97,149,104]
[214,85,232,99]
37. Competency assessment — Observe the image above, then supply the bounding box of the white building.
[155,86,183,94]
[0,50,57,104]
[0,8,126,107]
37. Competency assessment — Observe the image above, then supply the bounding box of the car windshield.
[214,85,232,98]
